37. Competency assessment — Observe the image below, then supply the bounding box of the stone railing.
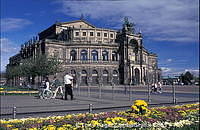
[65,59,119,65]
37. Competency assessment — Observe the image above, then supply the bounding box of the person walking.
[154,83,158,93]
[150,83,155,93]
[64,73,74,100]
[158,82,162,93]
[45,77,50,90]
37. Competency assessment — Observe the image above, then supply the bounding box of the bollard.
[148,83,151,103]
[13,106,17,119]
[89,104,93,113]
[78,84,81,96]
[99,84,102,99]
[112,84,114,100]
[129,83,131,101]
[172,84,176,104]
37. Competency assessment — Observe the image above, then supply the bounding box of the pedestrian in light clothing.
[158,82,162,93]
[64,73,74,100]
[45,77,50,90]
[154,83,158,93]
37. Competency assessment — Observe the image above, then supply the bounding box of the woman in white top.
[45,77,50,90]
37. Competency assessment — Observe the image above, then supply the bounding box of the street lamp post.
[147,63,151,103]
[98,75,102,99]
[78,72,81,96]
[168,76,176,104]
[172,80,176,104]
[147,72,151,102]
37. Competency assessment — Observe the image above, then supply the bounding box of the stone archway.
[103,70,109,85]
[92,70,98,85]
[135,68,140,85]
[113,70,118,85]
[81,70,87,85]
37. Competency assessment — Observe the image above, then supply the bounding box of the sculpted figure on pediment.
[123,17,135,34]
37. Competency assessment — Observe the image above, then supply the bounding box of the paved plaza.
[0,85,199,119]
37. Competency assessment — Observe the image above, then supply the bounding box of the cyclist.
[51,76,63,99]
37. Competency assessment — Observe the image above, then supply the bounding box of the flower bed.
[0,86,38,95]
[0,90,38,94]
[0,101,199,130]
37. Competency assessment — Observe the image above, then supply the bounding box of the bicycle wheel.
[42,89,53,99]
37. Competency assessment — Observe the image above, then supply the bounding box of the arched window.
[91,50,98,61]
[81,70,87,85]
[81,50,88,61]
[130,39,139,53]
[70,50,77,61]
[92,70,98,76]
[92,70,98,85]
[112,51,118,61]
[103,70,108,76]
[81,70,87,75]
[102,50,109,61]
[113,70,118,76]
[113,70,118,85]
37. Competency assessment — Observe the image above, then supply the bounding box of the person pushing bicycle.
[51,76,64,99]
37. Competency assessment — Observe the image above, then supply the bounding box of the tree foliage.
[6,55,62,80]
[180,71,194,85]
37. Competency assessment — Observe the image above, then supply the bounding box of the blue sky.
[0,0,199,76]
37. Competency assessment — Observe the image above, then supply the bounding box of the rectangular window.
[104,33,107,37]
[97,32,101,37]
[75,32,79,36]
[82,32,87,36]
[90,32,94,36]
[110,33,113,38]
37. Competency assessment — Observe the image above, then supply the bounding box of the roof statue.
[123,17,135,34]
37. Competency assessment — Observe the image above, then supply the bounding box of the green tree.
[181,71,194,85]
[6,54,62,85]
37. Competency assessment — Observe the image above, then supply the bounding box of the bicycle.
[39,84,64,99]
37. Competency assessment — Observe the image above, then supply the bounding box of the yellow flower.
[65,115,72,119]
[128,120,136,125]
[141,106,148,111]
[178,110,187,116]
[57,127,65,130]
[134,100,148,107]
[6,124,13,128]
[46,125,56,130]
[29,128,37,130]
[104,120,113,126]
[62,124,72,128]
[0,120,8,124]
[90,120,100,127]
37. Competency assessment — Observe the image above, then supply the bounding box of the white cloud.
[161,67,199,77]
[161,67,171,73]
[0,38,20,72]
[1,18,32,32]
[167,59,172,62]
[55,0,199,43]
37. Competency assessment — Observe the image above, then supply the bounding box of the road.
[0,85,199,119]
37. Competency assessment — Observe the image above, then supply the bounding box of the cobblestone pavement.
[0,85,199,119]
